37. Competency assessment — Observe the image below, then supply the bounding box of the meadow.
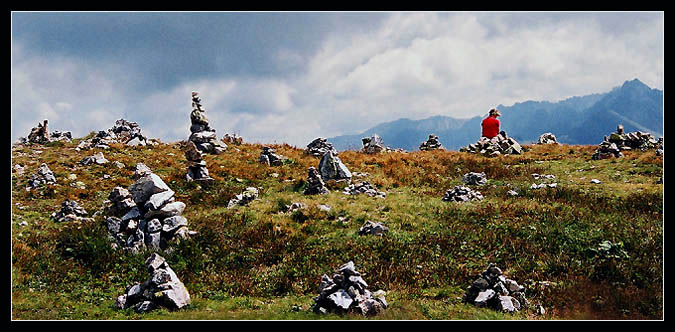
[11,136,663,320]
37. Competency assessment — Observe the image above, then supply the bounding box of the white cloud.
[11,13,663,147]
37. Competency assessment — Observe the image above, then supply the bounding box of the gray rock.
[303,167,330,195]
[497,296,517,313]
[473,289,496,307]
[327,289,353,311]
[419,134,444,151]
[144,201,185,219]
[144,190,176,211]
[115,294,127,309]
[107,217,123,234]
[305,137,338,157]
[133,300,156,313]
[442,186,483,202]
[121,206,141,222]
[319,151,352,181]
[162,216,188,233]
[462,172,487,186]
[130,173,171,204]
[134,163,153,179]
[537,132,558,144]
[145,253,167,273]
[227,187,259,208]
[146,219,162,233]
[358,220,389,236]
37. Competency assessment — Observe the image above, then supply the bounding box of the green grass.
[11,140,663,320]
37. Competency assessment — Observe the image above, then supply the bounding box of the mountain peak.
[621,78,649,90]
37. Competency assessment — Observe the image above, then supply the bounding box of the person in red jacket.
[481,108,501,139]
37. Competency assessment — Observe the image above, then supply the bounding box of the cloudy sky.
[11,11,664,146]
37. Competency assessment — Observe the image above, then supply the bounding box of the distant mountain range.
[328,79,663,151]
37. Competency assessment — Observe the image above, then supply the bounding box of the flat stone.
[130,173,170,204]
[473,289,496,307]
[144,190,175,211]
[146,219,162,233]
[161,215,188,233]
[144,201,185,219]
[327,289,353,310]
[145,253,167,273]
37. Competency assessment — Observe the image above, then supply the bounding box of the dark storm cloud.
[11,12,387,94]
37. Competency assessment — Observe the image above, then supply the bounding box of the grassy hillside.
[11,137,663,320]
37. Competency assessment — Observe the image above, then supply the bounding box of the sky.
[11,11,664,146]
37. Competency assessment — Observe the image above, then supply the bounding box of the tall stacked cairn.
[259,146,287,166]
[184,141,213,182]
[304,167,330,195]
[188,91,227,154]
[361,134,403,153]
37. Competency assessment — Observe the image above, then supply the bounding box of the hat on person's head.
[489,108,501,117]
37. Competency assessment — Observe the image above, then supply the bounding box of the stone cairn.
[419,134,444,151]
[50,200,93,223]
[259,146,287,166]
[104,164,195,253]
[361,134,404,154]
[442,186,484,202]
[184,141,213,182]
[460,133,523,157]
[313,261,388,316]
[358,221,389,236]
[305,137,338,157]
[188,91,227,154]
[27,163,56,189]
[537,132,558,144]
[77,119,153,150]
[24,119,72,144]
[222,133,243,145]
[463,263,530,313]
[79,152,109,166]
[319,151,352,182]
[227,187,260,209]
[115,253,191,313]
[593,125,661,160]
[304,167,330,195]
[342,181,386,198]
[462,172,487,186]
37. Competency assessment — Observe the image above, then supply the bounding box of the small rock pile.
[419,134,444,151]
[50,200,93,223]
[358,221,389,236]
[77,119,153,150]
[463,263,530,313]
[222,133,243,145]
[530,182,557,189]
[313,261,388,316]
[442,186,484,202]
[460,133,523,157]
[537,133,558,144]
[304,167,330,195]
[188,91,227,154]
[591,141,624,160]
[319,151,352,182]
[115,253,191,313]
[531,173,555,180]
[361,134,403,154]
[227,187,259,209]
[284,202,307,213]
[104,165,195,253]
[306,137,338,157]
[462,172,487,186]
[342,182,386,198]
[27,163,56,189]
[184,141,213,182]
[606,124,660,151]
[79,152,109,166]
[259,147,286,166]
[24,119,72,144]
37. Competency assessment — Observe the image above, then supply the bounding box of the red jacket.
[481,116,500,139]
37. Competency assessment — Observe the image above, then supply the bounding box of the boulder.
[318,151,352,181]
[129,173,171,204]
